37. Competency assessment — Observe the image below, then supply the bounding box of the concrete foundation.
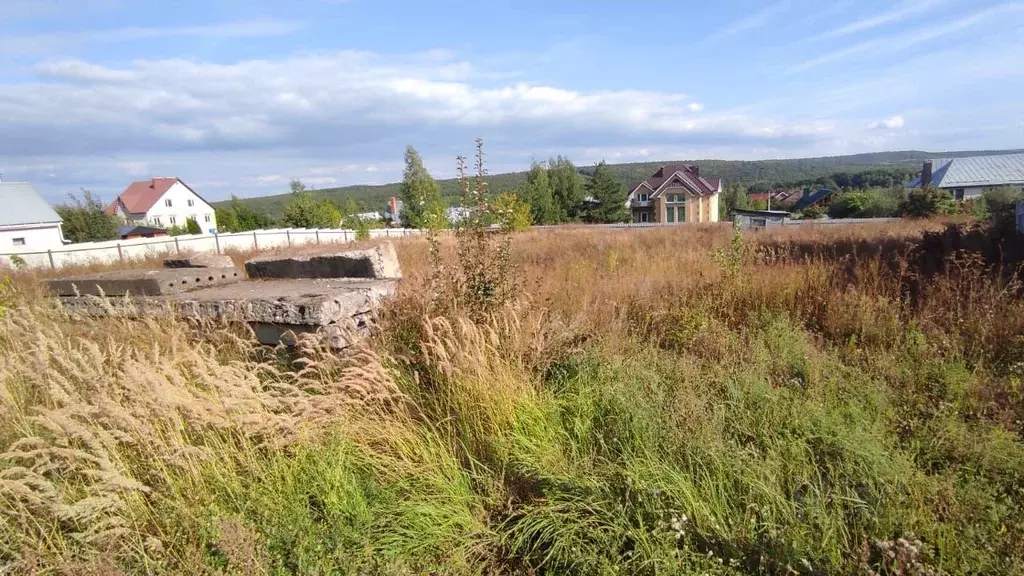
[164,254,236,269]
[47,268,243,297]
[58,278,397,348]
[52,241,401,349]
[245,243,401,280]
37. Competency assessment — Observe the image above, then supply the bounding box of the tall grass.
[2,218,1024,574]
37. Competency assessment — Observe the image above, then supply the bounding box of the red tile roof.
[634,164,718,195]
[105,177,179,215]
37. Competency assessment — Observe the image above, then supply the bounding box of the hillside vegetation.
[216,148,1024,219]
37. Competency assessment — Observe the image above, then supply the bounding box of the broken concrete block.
[58,277,398,349]
[47,268,243,297]
[244,242,401,280]
[163,254,236,269]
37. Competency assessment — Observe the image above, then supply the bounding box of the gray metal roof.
[908,153,1024,188]
[0,182,62,226]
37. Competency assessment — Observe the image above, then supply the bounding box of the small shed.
[733,209,790,230]
[118,224,169,239]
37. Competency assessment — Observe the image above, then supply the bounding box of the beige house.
[626,164,721,224]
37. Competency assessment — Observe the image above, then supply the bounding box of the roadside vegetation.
[2,145,1024,575]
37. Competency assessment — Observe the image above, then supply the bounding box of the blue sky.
[1,0,1023,203]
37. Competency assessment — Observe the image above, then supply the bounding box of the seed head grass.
[2,218,1024,574]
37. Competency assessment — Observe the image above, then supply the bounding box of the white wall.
[142,182,218,233]
[0,223,66,254]
[0,227,422,269]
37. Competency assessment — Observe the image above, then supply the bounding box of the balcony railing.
[631,199,651,207]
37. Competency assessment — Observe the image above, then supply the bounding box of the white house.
[105,177,217,233]
[0,182,68,254]
[906,153,1024,201]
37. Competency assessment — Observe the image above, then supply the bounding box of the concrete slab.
[245,242,401,280]
[164,254,236,269]
[47,268,244,297]
[57,278,398,348]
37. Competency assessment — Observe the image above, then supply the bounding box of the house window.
[165,199,173,207]
[954,188,965,201]
[666,206,675,223]
[640,212,649,223]
[153,217,162,226]
[169,216,177,225]
[678,203,686,222]
[639,193,649,202]
[12,238,25,246]
[187,199,195,207]
[204,214,211,223]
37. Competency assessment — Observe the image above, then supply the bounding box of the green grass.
[143,306,1023,574]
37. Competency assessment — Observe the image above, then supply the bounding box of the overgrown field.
[2,221,1024,575]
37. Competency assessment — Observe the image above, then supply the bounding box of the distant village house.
[626,164,722,224]
[0,182,68,253]
[105,177,217,233]
[907,153,1024,201]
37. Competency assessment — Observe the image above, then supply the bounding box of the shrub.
[491,192,532,232]
[185,217,202,234]
[802,205,826,219]
[55,190,120,243]
[828,188,902,219]
[900,185,956,218]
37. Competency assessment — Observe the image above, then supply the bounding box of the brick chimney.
[689,165,699,177]
[921,161,933,188]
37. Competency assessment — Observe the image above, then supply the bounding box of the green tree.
[589,161,629,223]
[282,192,342,228]
[522,162,558,224]
[721,182,751,216]
[290,178,306,195]
[215,207,241,232]
[976,186,1024,225]
[230,195,275,231]
[491,192,532,232]
[899,186,956,218]
[400,146,445,229]
[55,190,120,243]
[548,156,585,220]
[184,217,202,234]
[339,197,361,220]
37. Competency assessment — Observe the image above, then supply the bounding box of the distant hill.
[216,149,1024,218]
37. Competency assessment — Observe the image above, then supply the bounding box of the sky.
[1,0,1023,203]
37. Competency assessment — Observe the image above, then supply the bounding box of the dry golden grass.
[2,219,1022,574]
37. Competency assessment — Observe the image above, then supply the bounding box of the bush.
[801,205,826,219]
[828,188,902,219]
[55,190,120,243]
[491,192,532,232]
[185,217,202,234]
[899,186,956,218]
[975,186,1024,224]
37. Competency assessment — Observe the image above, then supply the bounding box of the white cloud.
[116,161,150,176]
[716,0,791,36]
[788,3,1024,73]
[868,115,905,129]
[0,46,958,202]
[1,19,302,55]
[805,0,943,42]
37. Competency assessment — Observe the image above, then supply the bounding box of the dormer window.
[639,193,649,202]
